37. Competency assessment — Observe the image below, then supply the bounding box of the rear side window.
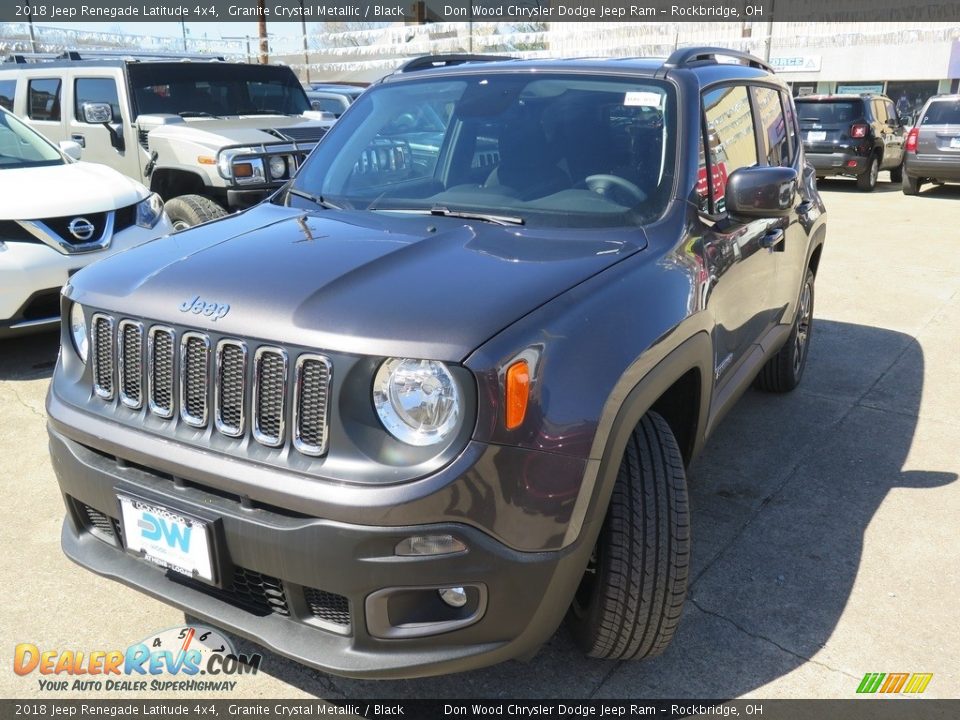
[702,85,757,214]
[0,79,14,112]
[795,101,859,125]
[920,100,960,125]
[752,86,789,167]
[28,78,62,121]
[74,78,122,122]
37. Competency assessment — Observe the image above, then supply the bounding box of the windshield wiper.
[372,206,525,226]
[286,187,343,210]
[178,111,222,119]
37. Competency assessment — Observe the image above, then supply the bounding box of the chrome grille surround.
[215,339,248,438]
[147,326,175,419]
[253,347,288,448]
[180,332,211,427]
[91,313,115,400]
[117,319,144,409]
[293,354,332,457]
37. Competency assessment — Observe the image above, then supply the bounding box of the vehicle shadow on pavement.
[0,330,60,382]
[222,319,956,699]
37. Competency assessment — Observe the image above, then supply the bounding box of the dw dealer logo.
[13,625,262,693]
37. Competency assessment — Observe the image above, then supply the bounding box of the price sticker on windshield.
[624,91,662,108]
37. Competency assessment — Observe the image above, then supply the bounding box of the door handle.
[70,134,86,148]
[760,229,784,249]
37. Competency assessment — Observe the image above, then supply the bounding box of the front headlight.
[268,154,288,180]
[373,358,461,447]
[135,192,164,229]
[69,303,88,364]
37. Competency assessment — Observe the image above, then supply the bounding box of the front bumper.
[1,220,172,336]
[47,412,595,679]
[805,151,869,177]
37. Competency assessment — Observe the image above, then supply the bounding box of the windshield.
[0,110,64,169]
[128,63,310,117]
[795,101,861,125]
[920,100,960,125]
[292,74,677,227]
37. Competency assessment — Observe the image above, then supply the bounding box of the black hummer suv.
[0,50,333,228]
[795,93,907,191]
[47,49,827,678]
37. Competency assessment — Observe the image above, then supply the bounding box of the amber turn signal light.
[505,360,530,430]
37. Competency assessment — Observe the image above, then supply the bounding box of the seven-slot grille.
[88,315,331,456]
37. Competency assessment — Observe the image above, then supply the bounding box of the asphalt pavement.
[1,175,958,701]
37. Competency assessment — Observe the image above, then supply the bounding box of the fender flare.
[563,330,713,547]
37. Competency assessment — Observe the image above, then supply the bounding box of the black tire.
[754,269,815,393]
[165,194,227,231]
[889,162,903,184]
[568,412,690,660]
[856,156,879,192]
[901,174,921,196]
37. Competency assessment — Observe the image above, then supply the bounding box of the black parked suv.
[796,93,906,191]
[47,49,827,678]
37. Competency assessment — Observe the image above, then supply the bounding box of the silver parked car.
[902,94,960,195]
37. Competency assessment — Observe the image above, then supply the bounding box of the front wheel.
[165,194,227,231]
[754,268,815,393]
[568,411,690,660]
[856,156,879,192]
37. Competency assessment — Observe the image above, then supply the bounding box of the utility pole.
[180,20,188,52]
[300,2,310,83]
[258,0,269,63]
[25,0,38,53]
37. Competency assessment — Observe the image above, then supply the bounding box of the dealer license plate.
[950,136,960,149]
[119,496,214,582]
[807,131,826,142]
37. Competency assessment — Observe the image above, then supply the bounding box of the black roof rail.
[394,54,514,74]
[4,52,62,64]
[659,46,773,74]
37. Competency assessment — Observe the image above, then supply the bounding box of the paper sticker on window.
[624,91,662,108]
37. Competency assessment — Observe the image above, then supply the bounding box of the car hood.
[0,162,148,220]
[67,204,645,361]
[149,115,332,148]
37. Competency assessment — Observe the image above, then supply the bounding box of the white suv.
[0,106,172,337]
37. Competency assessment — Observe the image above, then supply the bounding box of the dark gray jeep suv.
[47,48,827,678]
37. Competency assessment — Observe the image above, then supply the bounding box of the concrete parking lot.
[1,176,958,701]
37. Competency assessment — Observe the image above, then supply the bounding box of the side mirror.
[82,102,113,124]
[58,140,82,161]
[725,166,798,219]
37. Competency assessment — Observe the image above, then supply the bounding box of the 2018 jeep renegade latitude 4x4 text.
[47,49,827,679]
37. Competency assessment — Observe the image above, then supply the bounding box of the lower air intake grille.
[304,587,351,628]
[78,502,121,546]
[171,567,291,617]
